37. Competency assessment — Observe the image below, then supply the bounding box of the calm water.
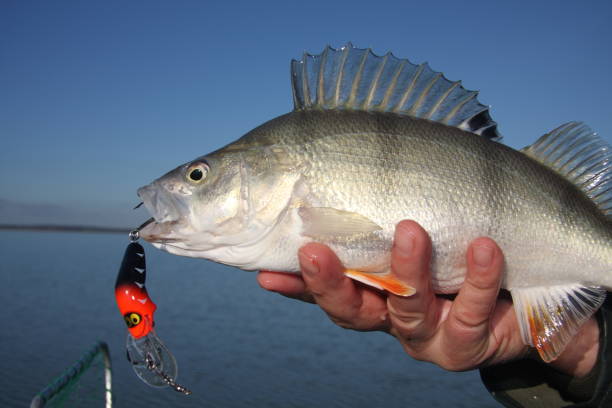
[0,231,498,407]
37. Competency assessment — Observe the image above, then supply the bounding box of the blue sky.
[1,0,611,227]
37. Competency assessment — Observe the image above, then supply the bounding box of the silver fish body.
[137,45,612,361]
[141,109,611,290]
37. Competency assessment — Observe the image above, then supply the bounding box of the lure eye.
[124,312,142,328]
[186,162,209,183]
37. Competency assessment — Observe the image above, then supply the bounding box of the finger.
[257,271,315,303]
[446,237,504,339]
[387,220,439,341]
[299,243,388,330]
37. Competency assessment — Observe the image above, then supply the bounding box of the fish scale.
[137,45,611,363]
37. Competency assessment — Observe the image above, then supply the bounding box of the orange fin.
[344,269,415,297]
[511,285,605,362]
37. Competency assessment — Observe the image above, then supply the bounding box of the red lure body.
[115,242,157,339]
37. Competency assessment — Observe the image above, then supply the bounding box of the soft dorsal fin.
[521,122,612,218]
[291,44,501,141]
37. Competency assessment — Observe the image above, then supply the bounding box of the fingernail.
[299,250,319,277]
[395,225,415,258]
[473,244,494,267]
[258,276,274,290]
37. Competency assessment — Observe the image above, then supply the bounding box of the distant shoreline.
[0,224,130,234]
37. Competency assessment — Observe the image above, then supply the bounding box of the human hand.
[258,220,599,376]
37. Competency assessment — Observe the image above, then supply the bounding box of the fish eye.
[124,312,141,328]
[186,162,209,183]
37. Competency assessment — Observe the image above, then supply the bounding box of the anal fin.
[344,269,415,297]
[511,284,606,362]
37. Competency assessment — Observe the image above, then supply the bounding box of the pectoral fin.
[299,207,382,238]
[511,284,606,362]
[344,269,415,297]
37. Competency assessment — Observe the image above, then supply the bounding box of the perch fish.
[137,45,612,362]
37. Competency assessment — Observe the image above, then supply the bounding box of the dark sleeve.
[480,294,612,408]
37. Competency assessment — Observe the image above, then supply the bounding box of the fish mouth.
[138,219,186,243]
[136,184,190,243]
[137,184,187,224]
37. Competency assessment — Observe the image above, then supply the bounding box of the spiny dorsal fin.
[521,122,612,218]
[291,44,501,141]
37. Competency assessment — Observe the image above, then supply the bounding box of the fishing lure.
[115,229,191,395]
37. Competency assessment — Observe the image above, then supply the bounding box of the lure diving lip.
[115,237,191,395]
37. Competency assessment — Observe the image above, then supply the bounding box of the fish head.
[137,151,246,253]
[137,147,298,262]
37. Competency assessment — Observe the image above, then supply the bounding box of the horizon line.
[0,224,130,234]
